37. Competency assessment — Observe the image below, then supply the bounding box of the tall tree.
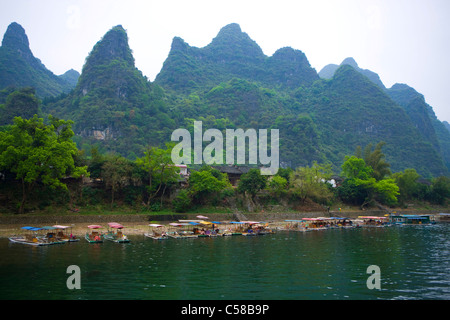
[392,168,421,203]
[135,143,179,206]
[289,162,333,204]
[362,141,391,181]
[238,168,267,200]
[189,166,232,203]
[101,154,132,207]
[340,155,399,208]
[0,115,88,213]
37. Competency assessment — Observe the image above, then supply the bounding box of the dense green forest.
[0,22,449,214]
[0,113,449,214]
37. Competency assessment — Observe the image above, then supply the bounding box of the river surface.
[1,224,449,300]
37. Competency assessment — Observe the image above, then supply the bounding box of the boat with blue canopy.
[9,227,54,246]
[222,221,244,236]
[389,214,435,225]
[39,226,66,244]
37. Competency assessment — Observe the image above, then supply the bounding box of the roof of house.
[212,165,254,175]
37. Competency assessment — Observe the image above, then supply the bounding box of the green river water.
[1,224,449,300]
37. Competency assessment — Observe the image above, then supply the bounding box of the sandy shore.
[1,210,446,238]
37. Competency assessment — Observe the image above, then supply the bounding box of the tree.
[392,168,420,203]
[289,162,333,204]
[373,178,400,206]
[0,115,88,213]
[101,154,132,207]
[362,142,391,181]
[341,156,373,180]
[267,175,288,197]
[188,166,232,203]
[0,88,39,125]
[428,176,450,205]
[135,143,179,207]
[337,178,370,205]
[172,189,192,212]
[275,167,293,185]
[87,146,106,179]
[237,168,267,199]
[339,155,399,208]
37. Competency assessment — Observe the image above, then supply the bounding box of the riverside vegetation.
[0,23,449,215]
[0,113,448,215]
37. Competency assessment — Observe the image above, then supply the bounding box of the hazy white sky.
[1,0,449,122]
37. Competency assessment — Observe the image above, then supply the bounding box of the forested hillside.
[320,58,450,175]
[0,22,78,97]
[1,22,449,177]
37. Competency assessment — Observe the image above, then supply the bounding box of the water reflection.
[0,224,449,300]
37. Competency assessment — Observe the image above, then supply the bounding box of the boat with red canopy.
[104,222,130,243]
[85,225,104,243]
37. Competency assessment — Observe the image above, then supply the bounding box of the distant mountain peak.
[272,47,308,63]
[319,57,385,89]
[0,22,78,97]
[2,22,33,60]
[218,22,242,34]
[207,23,265,59]
[74,24,149,101]
[214,23,243,41]
[170,36,190,53]
[341,57,358,69]
[82,25,134,73]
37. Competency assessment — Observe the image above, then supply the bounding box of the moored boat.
[329,217,355,229]
[222,221,244,236]
[9,227,54,246]
[253,222,275,235]
[168,223,198,238]
[282,220,309,232]
[53,225,80,242]
[192,220,221,237]
[301,218,328,230]
[39,226,66,244]
[144,224,168,240]
[438,213,450,223]
[104,222,130,243]
[389,214,435,225]
[85,225,104,243]
[357,216,388,227]
[240,221,265,236]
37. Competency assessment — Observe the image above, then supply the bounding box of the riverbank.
[0,208,447,238]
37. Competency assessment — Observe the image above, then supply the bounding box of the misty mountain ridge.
[319,57,386,89]
[1,22,449,177]
[319,57,450,172]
